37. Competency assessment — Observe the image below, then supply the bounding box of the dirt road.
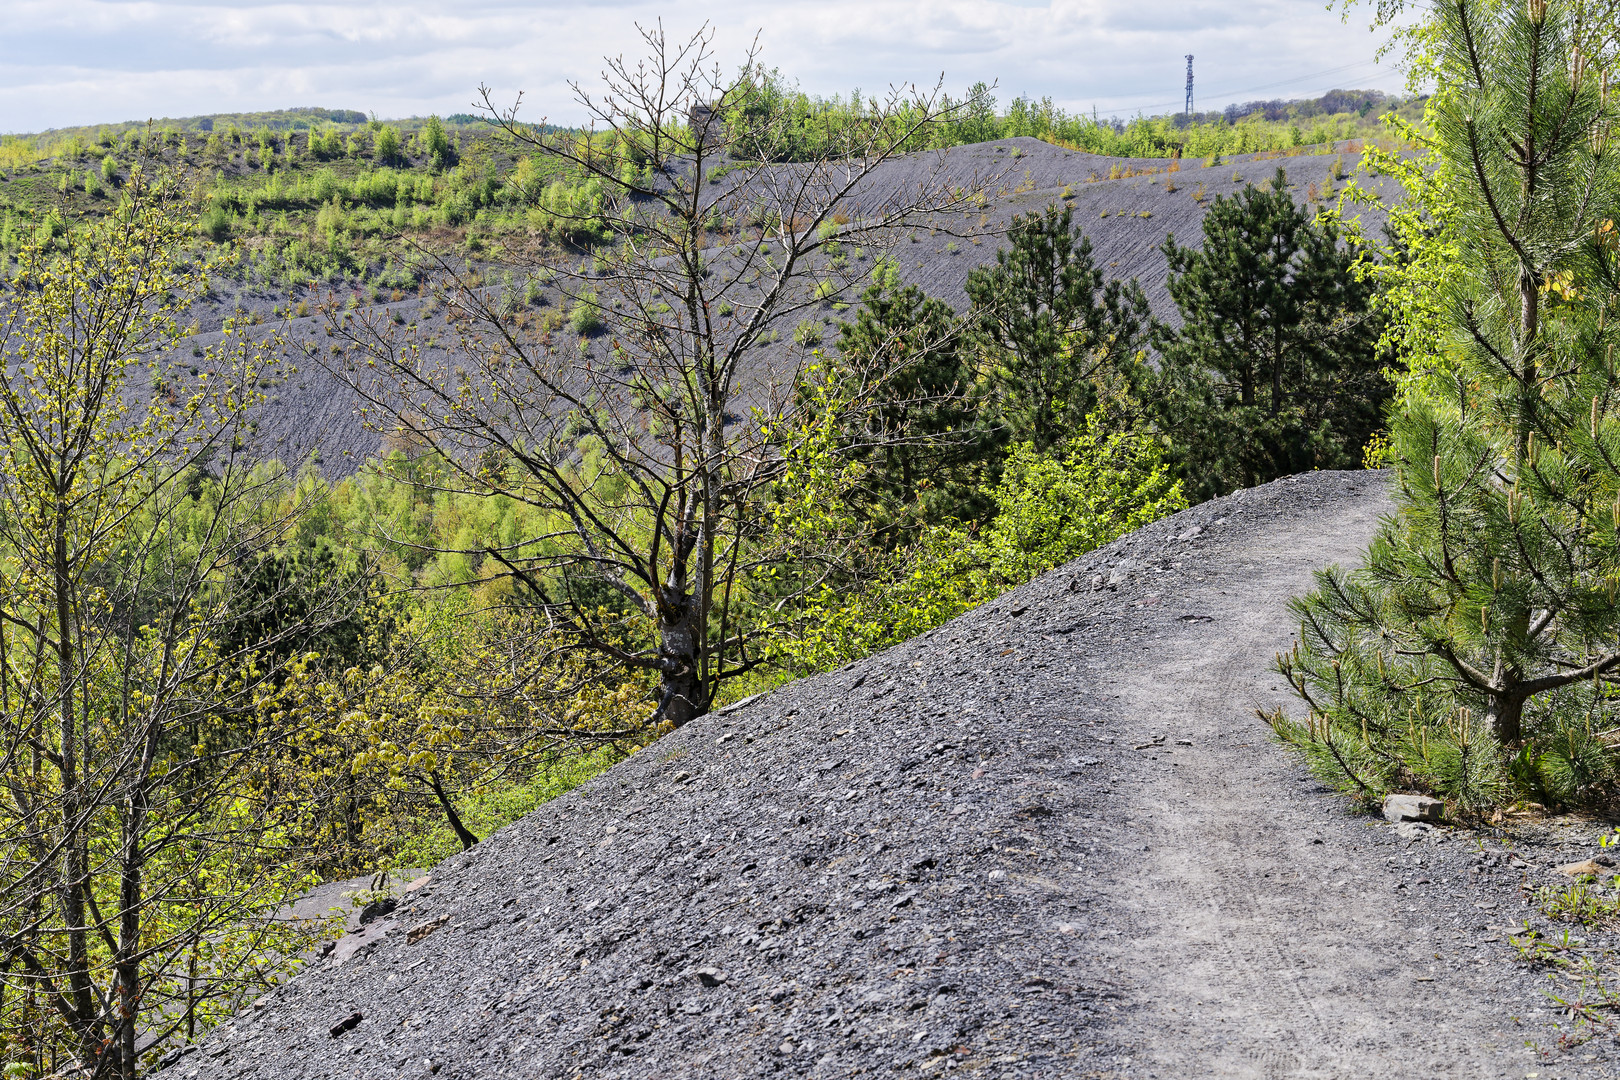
[1081,475,1598,1078]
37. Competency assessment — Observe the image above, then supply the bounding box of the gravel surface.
[180,470,1618,1079]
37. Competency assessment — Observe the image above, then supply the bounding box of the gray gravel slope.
[185,138,1397,478]
[185,471,1605,1080]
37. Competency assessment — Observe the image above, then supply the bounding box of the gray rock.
[1382,794,1444,822]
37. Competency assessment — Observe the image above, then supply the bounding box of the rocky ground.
[176,471,1619,1079]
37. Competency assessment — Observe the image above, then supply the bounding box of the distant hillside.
[22,107,371,140]
[158,137,1402,477]
[1212,87,1419,126]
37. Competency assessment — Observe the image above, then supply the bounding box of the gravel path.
[184,471,1615,1079]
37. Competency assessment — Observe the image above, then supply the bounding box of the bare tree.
[326,24,996,726]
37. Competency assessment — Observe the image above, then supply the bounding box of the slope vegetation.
[176,138,1397,476]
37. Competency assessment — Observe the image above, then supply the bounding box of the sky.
[1,0,1414,135]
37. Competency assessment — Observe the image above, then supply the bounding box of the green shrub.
[99,155,117,183]
[200,208,232,241]
[980,430,1185,585]
[775,411,1184,673]
[525,178,607,243]
[422,115,452,169]
[315,198,346,240]
[568,293,603,336]
[374,125,401,163]
[793,320,821,347]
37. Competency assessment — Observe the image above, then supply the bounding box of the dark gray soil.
[180,471,1618,1080]
[179,138,1397,478]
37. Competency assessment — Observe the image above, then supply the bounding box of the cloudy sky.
[2,0,1412,134]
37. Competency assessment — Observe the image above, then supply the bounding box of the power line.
[1194,58,1397,105]
[1090,58,1397,117]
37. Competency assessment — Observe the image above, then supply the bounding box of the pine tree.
[1152,166,1387,499]
[965,203,1151,452]
[834,274,1000,534]
[1272,0,1620,811]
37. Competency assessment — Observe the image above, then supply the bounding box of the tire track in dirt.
[1081,478,1584,1078]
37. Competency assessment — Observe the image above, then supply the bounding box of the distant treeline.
[21,107,369,140]
[717,71,1424,161]
[1219,88,1401,124]
[0,110,563,173]
[2,81,1422,174]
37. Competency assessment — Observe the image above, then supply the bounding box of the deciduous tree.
[325,24,993,727]
[0,170,351,1076]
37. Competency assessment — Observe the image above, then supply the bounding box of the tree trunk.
[656,593,708,728]
[1485,686,1525,744]
[53,512,97,1063]
[425,772,480,850]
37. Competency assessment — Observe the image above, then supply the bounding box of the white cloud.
[1,0,1411,133]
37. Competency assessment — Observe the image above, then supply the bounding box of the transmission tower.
[1184,55,1195,116]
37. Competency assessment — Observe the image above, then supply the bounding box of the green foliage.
[0,170,329,1075]
[526,176,608,242]
[1271,0,1620,814]
[390,746,623,868]
[421,114,453,169]
[980,430,1186,585]
[835,280,999,530]
[1535,872,1620,928]
[966,203,1151,451]
[774,408,1184,673]
[715,68,1413,163]
[374,124,401,163]
[1152,167,1388,499]
[568,292,603,335]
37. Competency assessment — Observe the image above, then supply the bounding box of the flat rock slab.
[186,472,1611,1080]
[1383,794,1446,822]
